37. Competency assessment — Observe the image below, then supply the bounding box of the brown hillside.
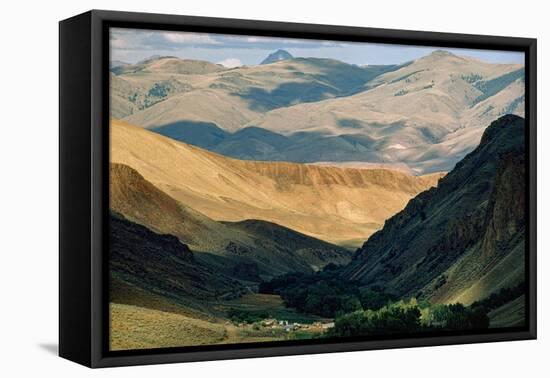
[110,119,442,245]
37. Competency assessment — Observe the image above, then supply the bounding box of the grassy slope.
[437,239,525,305]
[110,303,226,350]
[488,295,526,328]
[110,277,227,350]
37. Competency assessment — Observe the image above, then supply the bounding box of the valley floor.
[110,293,330,351]
[110,292,526,351]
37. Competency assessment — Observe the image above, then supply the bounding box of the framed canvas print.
[59,10,537,368]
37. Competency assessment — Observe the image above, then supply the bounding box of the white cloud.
[321,40,349,47]
[110,37,128,49]
[246,37,262,43]
[162,32,219,45]
[217,58,243,68]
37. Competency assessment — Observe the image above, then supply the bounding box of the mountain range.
[110,50,524,173]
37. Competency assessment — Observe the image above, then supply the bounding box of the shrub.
[424,303,489,330]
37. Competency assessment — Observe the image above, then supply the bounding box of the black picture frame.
[59,9,537,368]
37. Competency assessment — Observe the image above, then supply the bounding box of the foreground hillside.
[343,115,525,307]
[109,209,337,350]
[110,119,442,246]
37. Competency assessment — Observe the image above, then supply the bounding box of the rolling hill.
[110,119,442,246]
[247,51,524,173]
[252,51,523,135]
[342,115,526,307]
[111,55,226,75]
[112,55,403,129]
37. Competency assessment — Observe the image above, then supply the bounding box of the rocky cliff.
[343,115,526,304]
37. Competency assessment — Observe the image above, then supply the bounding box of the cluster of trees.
[423,303,489,330]
[259,269,396,318]
[328,303,421,337]
[329,300,490,338]
[259,267,503,337]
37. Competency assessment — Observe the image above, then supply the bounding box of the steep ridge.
[110,119,442,245]
[342,115,525,305]
[110,163,352,278]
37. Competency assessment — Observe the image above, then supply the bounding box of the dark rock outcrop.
[110,213,245,301]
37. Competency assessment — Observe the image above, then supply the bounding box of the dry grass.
[110,276,213,320]
[109,291,325,350]
[110,279,227,350]
[110,303,227,350]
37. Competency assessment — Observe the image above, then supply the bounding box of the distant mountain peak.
[260,49,293,65]
[419,50,463,62]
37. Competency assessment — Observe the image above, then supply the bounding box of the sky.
[110,28,524,67]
